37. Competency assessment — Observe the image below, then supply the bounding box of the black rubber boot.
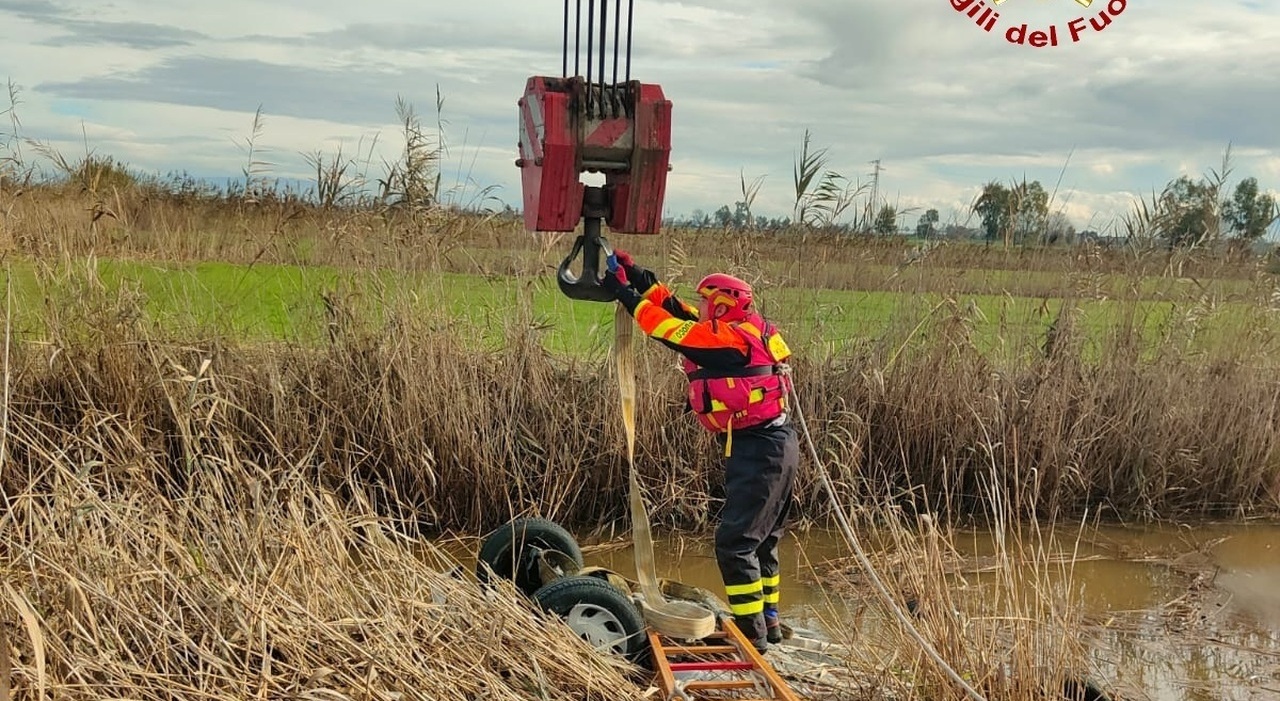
[735,613,769,653]
[765,606,783,644]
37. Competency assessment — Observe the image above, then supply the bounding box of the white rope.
[779,363,988,701]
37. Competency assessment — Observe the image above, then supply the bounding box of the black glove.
[602,269,643,314]
[614,249,659,294]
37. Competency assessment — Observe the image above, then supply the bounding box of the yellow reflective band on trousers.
[725,579,764,616]
[729,599,765,616]
[762,574,780,605]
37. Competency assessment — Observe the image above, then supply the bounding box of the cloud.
[39,21,203,49]
[0,0,204,49]
[2,0,1279,233]
[0,0,59,20]
[39,58,409,125]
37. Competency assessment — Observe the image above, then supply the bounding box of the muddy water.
[447,521,1280,700]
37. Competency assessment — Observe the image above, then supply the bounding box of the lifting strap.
[615,304,717,640]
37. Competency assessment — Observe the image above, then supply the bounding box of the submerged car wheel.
[476,517,585,596]
[532,575,649,665]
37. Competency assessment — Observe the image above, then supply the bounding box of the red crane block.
[518,76,582,232]
[603,81,671,234]
[517,76,671,234]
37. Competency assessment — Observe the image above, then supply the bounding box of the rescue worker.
[602,249,799,652]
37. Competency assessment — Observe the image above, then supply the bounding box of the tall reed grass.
[2,248,1278,540]
[818,444,1105,701]
[4,155,1280,701]
[0,312,643,700]
[1,182,1270,299]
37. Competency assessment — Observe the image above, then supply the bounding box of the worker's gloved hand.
[612,249,658,294]
[602,268,643,314]
[614,249,636,268]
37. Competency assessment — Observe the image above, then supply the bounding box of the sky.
[1,0,1278,235]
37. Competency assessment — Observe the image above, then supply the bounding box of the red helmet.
[696,273,754,322]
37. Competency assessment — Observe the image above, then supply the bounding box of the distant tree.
[1010,180,1049,243]
[714,205,733,228]
[688,208,712,228]
[733,201,752,229]
[1158,175,1219,248]
[757,216,791,231]
[1121,147,1280,250]
[1043,211,1076,245]
[873,204,898,235]
[1224,177,1279,241]
[711,201,755,230]
[915,208,939,239]
[973,181,1012,243]
[973,179,1050,247]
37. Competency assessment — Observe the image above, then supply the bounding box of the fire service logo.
[951,0,1128,47]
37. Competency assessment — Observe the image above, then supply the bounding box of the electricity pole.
[866,159,884,233]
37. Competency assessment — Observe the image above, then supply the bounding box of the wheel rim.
[563,602,632,655]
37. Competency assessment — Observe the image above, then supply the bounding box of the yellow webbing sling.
[615,303,717,640]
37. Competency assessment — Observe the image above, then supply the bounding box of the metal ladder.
[648,617,804,701]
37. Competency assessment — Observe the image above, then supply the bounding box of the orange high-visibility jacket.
[628,282,793,433]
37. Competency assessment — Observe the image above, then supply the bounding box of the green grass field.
[5,256,1275,366]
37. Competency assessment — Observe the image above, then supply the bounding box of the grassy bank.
[0,362,1104,701]
[6,256,1275,361]
[2,254,1278,536]
[3,184,1280,531]
[3,169,1279,701]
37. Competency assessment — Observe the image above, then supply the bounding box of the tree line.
[669,137,1279,251]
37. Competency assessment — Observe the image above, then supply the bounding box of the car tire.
[476,517,585,596]
[532,575,650,665]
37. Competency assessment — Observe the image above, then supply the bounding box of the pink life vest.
[681,314,793,434]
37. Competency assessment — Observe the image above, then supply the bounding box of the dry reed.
[0,370,643,700]
[4,165,1280,701]
[0,184,1269,297]
[1,241,1278,538]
